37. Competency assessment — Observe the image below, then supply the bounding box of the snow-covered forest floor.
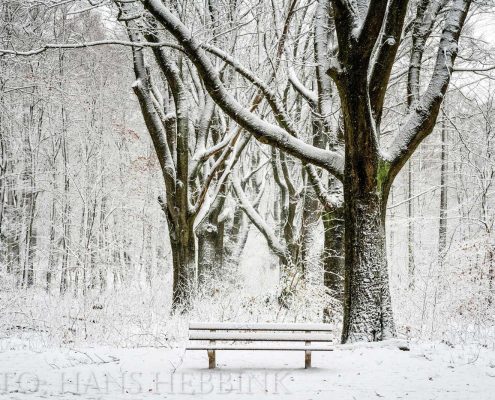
[1,276,494,399]
[2,338,494,399]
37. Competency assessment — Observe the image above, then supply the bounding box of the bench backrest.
[189,322,334,342]
[189,322,333,332]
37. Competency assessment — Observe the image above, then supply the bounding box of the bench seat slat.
[189,331,334,342]
[189,322,332,332]
[187,344,334,351]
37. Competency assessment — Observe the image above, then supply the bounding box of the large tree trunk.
[166,215,196,308]
[340,69,396,343]
[341,189,395,342]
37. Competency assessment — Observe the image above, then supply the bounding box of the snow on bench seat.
[186,344,334,351]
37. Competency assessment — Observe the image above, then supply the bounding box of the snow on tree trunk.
[168,218,196,308]
[342,189,395,342]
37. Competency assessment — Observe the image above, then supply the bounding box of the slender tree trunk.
[322,206,344,296]
[438,115,448,264]
[271,150,299,303]
[58,41,70,295]
[231,212,249,261]
[0,95,6,268]
[488,246,494,306]
[197,183,227,283]
[98,195,108,292]
[46,178,57,292]
[5,186,19,275]
[407,159,415,287]
[59,132,70,294]
[300,184,321,277]
[23,192,37,288]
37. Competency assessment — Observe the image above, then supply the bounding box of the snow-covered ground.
[2,339,494,399]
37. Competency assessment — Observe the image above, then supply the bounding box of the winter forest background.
[0,0,494,352]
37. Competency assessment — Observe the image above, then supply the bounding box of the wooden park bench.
[186,322,334,369]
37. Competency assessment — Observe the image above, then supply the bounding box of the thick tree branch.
[286,57,318,107]
[330,0,359,57]
[356,0,390,60]
[386,0,472,175]
[314,0,336,136]
[369,0,410,123]
[141,0,344,181]
[127,29,177,221]
[407,0,447,107]
[0,39,177,56]
[305,164,343,210]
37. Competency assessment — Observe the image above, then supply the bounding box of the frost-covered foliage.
[0,258,341,348]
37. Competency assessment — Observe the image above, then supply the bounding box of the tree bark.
[300,184,321,277]
[339,67,395,342]
[407,160,415,288]
[342,189,395,342]
[196,166,228,283]
[438,114,448,264]
[162,201,196,308]
[322,206,344,296]
[197,214,224,284]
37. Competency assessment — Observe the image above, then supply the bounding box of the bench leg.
[208,350,216,369]
[305,338,311,368]
[208,329,216,369]
[305,350,311,369]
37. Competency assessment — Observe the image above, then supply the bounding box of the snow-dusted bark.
[342,192,395,342]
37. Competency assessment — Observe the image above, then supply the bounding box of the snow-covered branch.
[386,0,472,173]
[141,0,345,182]
[232,174,287,260]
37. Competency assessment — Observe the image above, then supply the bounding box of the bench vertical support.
[305,331,311,368]
[208,329,216,369]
